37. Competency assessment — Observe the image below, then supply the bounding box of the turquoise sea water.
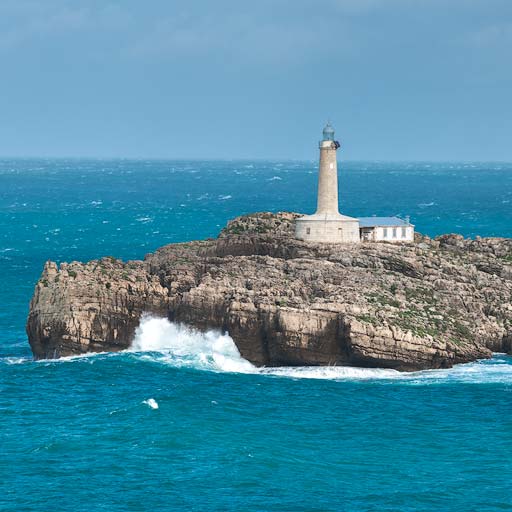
[1,159,512,511]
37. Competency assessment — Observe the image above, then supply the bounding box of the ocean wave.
[130,316,255,374]
[1,351,111,366]
[129,316,512,384]
[2,356,31,365]
[4,317,510,384]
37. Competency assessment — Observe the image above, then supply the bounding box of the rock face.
[27,212,512,370]
[27,258,169,358]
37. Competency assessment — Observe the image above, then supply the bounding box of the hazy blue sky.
[0,0,511,160]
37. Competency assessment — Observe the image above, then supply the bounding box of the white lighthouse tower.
[295,123,360,243]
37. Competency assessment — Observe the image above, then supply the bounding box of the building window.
[306,228,310,235]
[392,228,397,238]
[383,228,388,238]
[401,227,407,238]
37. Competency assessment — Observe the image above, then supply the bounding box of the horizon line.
[1,155,512,165]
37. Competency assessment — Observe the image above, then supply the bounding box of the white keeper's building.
[359,217,414,242]
[295,123,415,244]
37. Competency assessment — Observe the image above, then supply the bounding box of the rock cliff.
[27,212,512,370]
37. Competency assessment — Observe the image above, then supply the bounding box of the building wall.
[373,225,414,242]
[295,218,361,243]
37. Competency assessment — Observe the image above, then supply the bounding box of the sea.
[1,159,511,511]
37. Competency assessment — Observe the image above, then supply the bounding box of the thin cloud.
[467,23,512,48]
[0,7,89,50]
[0,2,134,52]
[127,8,357,64]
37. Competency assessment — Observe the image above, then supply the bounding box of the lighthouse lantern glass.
[322,123,335,141]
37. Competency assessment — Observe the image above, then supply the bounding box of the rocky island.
[26,125,512,370]
[27,212,512,371]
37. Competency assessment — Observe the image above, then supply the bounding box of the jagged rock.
[27,257,168,358]
[26,212,512,370]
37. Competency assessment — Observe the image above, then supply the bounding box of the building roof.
[299,212,359,222]
[358,216,412,227]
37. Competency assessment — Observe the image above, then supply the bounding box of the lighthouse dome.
[322,122,335,141]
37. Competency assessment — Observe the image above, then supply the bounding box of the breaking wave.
[3,317,510,384]
[131,316,255,374]
[129,316,512,384]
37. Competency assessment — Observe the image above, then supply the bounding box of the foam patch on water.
[143,398,159,409]
[129,316,512,383]
[2,356,30,365]
[400,355,512,385]
[259,366,400,380]
[0,351,113,366]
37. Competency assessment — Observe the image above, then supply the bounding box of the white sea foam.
[259,366,400,380]
[0,351,111,366]
[143,398,159,409]
[6,319,508,384]
[2,356,30,365]
[130,316,255,374]
[130,316,512,383]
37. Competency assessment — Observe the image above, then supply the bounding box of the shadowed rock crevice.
[27,212,512,370]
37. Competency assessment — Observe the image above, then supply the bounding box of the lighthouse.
[317,122,341,215]
[295,123,360,243]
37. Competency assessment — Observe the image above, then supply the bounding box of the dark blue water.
[1,159,512,511]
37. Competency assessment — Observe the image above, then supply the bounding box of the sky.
[0,0,511,161]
